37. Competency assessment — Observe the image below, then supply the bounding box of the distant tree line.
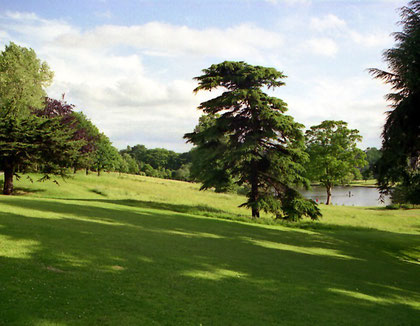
[119,145,191,180]
[2,0,417,212]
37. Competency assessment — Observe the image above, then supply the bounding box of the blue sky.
[0,0,406,151]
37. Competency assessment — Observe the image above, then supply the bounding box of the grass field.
[1,172,419,325]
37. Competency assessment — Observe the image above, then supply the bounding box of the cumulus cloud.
[0,12,288,151]
[305,38,338,56]
[53,23,283,59]
[0,10,389,150]
[309,13,391,48]
[284,75,390,148]
[349,30,392,48]
[310,14,346,32]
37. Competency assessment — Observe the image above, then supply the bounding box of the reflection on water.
[299,186,391,206]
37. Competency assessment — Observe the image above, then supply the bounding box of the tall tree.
[369,0,420,203]
[185,61,320,220]
[189,114,236,192]
[361,147,382,180]
[94,134,120,176]
[305,120,367,205]
[36,99,101,174]
[0,43,79,194]
[71,112,100,174]
[0,42,53,119]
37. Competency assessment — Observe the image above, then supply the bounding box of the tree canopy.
[0,43,82,194]
[305,120,367,205]
[361,147,382,180]
[121,144,191,180]
[0,42,53,119]
[369,0,420,204]
[185,61,320,220]
[188,114,236,192]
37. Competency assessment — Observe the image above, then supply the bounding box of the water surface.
[299,186,391,206]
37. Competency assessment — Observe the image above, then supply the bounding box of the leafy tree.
[0,43,79,194]
[0,42,53,119]
[369,0,420,204]
[121,144,191,179]
[120,153,139,174]
[361,147,382,180]
[71,112,100,174]
[94,134,120,176]
[185,61,320,220]
[305,120,367,205]
[172,163,191,181]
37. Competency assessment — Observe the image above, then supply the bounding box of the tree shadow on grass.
[0,180,46,195]
[65,197,250,221]
[0,197,419,325]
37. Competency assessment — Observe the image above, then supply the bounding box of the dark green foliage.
[172,163,191,181]
[275,189,321,221]
[121,144,191,180]
[391,169,420,204]
[369,0,420,203]
[71,112,101,173]
[189,114,236,192]
[305,120,367,205]
[185,61,320,220]
[120,153,140,174]
[0,43,81,194]
[94,134,121,176]
[361,147,382,180]
[0,114,81,189]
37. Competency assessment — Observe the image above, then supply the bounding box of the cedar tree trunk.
[250,160,260,218]
[3,162,15,195]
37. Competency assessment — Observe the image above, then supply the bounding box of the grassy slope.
[0,173,419,325]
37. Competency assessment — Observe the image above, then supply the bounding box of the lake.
[299,185,392,206]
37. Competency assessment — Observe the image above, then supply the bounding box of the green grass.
[1,172,419,325]
[348,179,378,187]
[311,179,378,187]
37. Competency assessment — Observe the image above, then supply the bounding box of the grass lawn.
[0,172,419,325]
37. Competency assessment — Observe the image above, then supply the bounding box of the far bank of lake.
[300,185,391,206]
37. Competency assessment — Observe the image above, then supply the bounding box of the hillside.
[0,173,419,325]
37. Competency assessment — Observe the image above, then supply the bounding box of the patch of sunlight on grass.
[393,246,420,265]
[57,253,92,268]
[105,265,126,272]
[0,201,128,227]
[182,266,248,281]
[0,236,39,259]
[242,237,359,260]
[162,229,224,239]
[329,288,420,310]
[138,256,154,263]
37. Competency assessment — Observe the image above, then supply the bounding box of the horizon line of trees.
[0,42,386,200]
[1,0,417,217]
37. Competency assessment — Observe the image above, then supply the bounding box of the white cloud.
[310,14,346,31]
[309,13,392,49]
[284,75,390,149]
[2,11,76,43]
[305,38,338,56]
[349,30,392,48]
[0,12,288,151]
[52,22,283,59]
[0,10,388,150]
